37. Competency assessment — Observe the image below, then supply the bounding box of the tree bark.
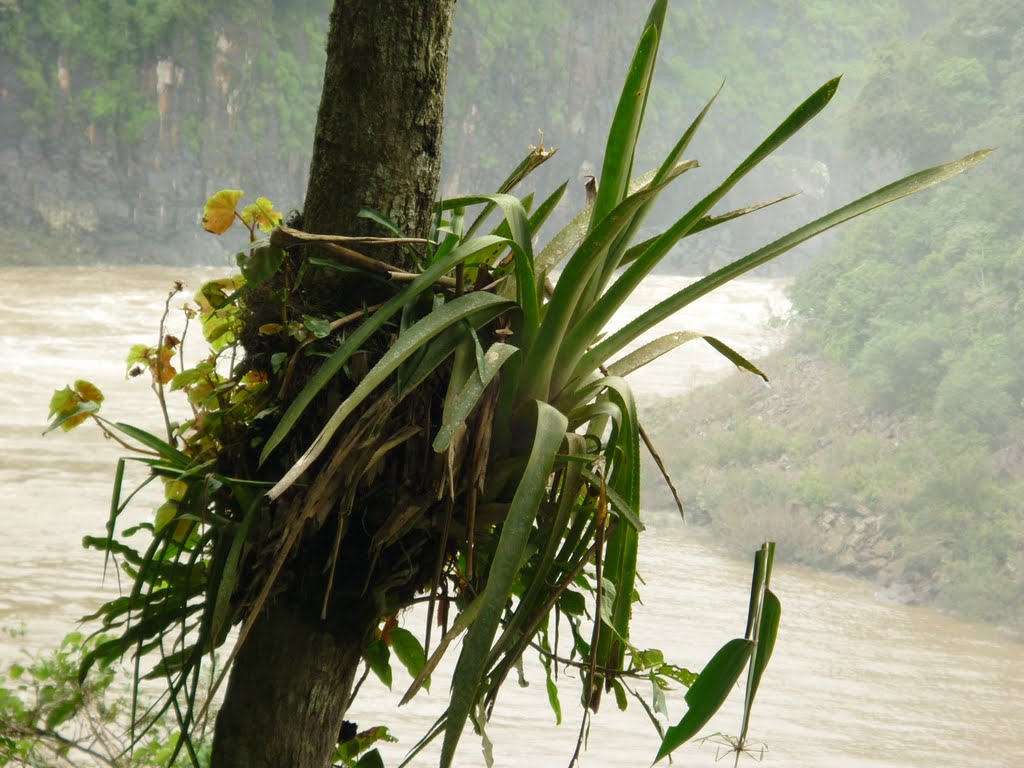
[210,2,455,766]
[304,0,455,282]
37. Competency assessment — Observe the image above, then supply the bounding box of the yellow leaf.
[73,380,104,405]
[61,411,92,432]
[48,386,76,419]
[241,196,283,233]
[202,189,244,235]
[172,519,195,543]
[150,346,177,385]
[164,479,189,502]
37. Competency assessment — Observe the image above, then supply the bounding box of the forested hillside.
[652,0,1022,628]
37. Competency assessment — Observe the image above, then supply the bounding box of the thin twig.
[154,284,181,445]
[317,242,458,288]
[1,721,120,768]
[526,640,664,680]
[273,224,456,288]
[424,496,454,659]
[347,662,372,711]
[272,224,428,247]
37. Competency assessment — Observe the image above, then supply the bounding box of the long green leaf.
[433,342,519,452]
[555,77,842,394]
[605,331,700,378]
[438,194,539,349]
[589,2,666,231]
[267,292,514,500]
[518,165,691,406]
[576,148,992,384]
[487,433,589,670]
[260,235,507,464]
[655,638,755,762]
[585,377,641,680]
[740,542,779,746]
[617,192,799,270]
[398,310,507,398]
[441,402,567,768]
[593,81,723,299]
[743,589,780,733]
[111,422,191,468]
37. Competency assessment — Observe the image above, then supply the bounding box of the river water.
[1,266,1021,767]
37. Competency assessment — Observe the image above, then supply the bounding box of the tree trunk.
[210,2,455,766]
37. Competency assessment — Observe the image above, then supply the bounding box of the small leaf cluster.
[0,630,207,767]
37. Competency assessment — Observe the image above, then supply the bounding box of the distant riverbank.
[643,334,1024,637]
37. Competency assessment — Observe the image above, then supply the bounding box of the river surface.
[1,266,1022,767]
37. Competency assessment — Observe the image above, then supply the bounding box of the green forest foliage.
[0,0,924,270]
[778,0,1023,624]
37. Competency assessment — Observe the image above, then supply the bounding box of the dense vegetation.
[0,0,327,159]
[792,0,1022,625]
[0,0,1013,639]
[651,0,1022,629]
[0,0,1013,618]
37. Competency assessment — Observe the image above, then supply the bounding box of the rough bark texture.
[304,0,456,276]
[210,2,456,767]
[210,595,378,768]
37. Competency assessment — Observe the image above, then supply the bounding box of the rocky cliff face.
[0,6,324,265]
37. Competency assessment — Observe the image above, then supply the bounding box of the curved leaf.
[577,148,993,384]
[433,342,519,452]
[441,402,567,768]
[655,638,755,762]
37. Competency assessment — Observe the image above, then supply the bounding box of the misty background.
[0,0,1020,629]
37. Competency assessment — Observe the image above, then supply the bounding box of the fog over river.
[1,267,1022,767]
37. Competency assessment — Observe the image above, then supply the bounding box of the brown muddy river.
[1,266,1021,767]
